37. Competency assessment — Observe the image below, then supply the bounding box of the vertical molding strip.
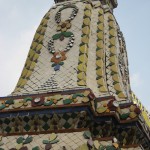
[108,14,126,99]
[96,8,108,93]
[77,3,92,86]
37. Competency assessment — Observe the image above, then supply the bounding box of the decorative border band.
[77,4,92,86]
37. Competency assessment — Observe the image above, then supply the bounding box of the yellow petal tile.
[111,65,118,73]
[77,80,86,86]
[96,59,103,67]
[83,18,91,26]
[82,26,90,35]
[100,86,107,92]
[38,35,44,43]
[96,68,103,76]
[110,37,116,46]
[14,88,21,92]
[36,44,42,51]
[109,55,116,63]
[97,78,104,86]
[41,18,48,26]
[77,72,86,80]
[82,97,89,103]
[26,71,32,78]
[99,9,103,15]
[114,83,122,92]
[84,10,91,17]
[22,69,28,77]
[96,50,104,58]
[13,102,24,109]
[44,12,50,19]
[79,44,88,53]
[83,90,90,96]
[33,53,39,61]
[34,33,40,40]
[85,4,92,10]
[118,92,126,98]
[110,46,116,54]
[96,106,107,113]
[20,79,27,86]
[129,112,137,119]
[97,40,103,49]
[78,64,87,72]
[109,29,116,36]
[113,143,119,148]
[81,36,89,44]
[16,143,23,150]
[37,25,42,32]
[56,25,61,31]
[94,3,101,8]
[17,79,23,86]
[94,140,100,149]
[130,105,136,112]
[112,74,120,82]
[108,21,114,27]
[62,27,67,32]
[77,144,89,150]
[49,133,57,142]
[108,15,114,21]
[98,23,104,31]
[97,32,104,40]
[40,27,46,34]
[29,62,36,70]
[28,50,35,60]
[99,15,104,22]
[79,55,88,62]
[66,23,71,28]
[31,42,38,49]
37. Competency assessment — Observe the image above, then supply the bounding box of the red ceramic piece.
[31,97,44,107]
[51,52,67,64]
[20,147,28,150]
[45,143,52,150]
[134,107,141,115]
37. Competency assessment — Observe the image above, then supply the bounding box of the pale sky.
[0,0,150,111]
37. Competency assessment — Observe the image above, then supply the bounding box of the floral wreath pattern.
[55,4,78,33]
[48,32,75,71]
[48,4,78,71]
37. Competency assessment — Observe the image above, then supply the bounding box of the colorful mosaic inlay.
[1,0,149,149]
[77,3,92,86]
[96,7,108,93]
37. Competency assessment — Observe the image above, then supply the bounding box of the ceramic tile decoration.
[0,0,150,149]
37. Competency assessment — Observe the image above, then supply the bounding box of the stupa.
[0,0,150,149]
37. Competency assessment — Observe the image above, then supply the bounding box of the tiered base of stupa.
[0,89,149,149]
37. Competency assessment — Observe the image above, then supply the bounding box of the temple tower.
[0,0,149,149]
[12,0,131,103]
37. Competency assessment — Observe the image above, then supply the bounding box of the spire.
[101,0,118,8]
[0,0,150,149]
[110,0,118,8]
[54,0,118,9]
